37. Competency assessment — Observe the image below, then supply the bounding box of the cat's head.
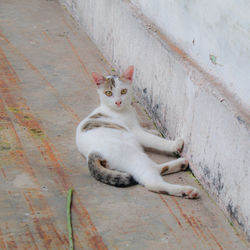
[92,66,134,111]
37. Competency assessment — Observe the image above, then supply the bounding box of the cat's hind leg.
[155,158,189,175]
[144,176,200,199]
[134,163,199,199]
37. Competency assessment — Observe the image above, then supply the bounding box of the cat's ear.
[120,65,134,82]
[92,72,105,87]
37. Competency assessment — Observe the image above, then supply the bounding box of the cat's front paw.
[180,159,189,171]
[172,138,184,157]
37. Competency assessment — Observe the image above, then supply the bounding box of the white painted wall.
[60,0,250,241]
[131,0,250,111]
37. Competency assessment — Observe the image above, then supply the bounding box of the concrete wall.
[60,0,250,240]
[131,0,250,111]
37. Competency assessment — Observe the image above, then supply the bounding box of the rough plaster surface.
[131,0,250,111]
[61,0,250,240]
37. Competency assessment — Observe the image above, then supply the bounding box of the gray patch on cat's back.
[81,120,127,132]
[89,113,110,119]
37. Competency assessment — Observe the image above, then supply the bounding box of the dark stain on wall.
[137,87,168,136]
[237,116,246,125]
[152,104,159,117]
[227,201,246,233]
[202,164,211,179]
[213,171,224,193]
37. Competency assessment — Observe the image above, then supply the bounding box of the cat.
[76,66,200,199]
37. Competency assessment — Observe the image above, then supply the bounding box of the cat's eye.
[121,89,127,95]
[105,91,113,97]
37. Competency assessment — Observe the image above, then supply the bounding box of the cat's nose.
[115,101,122,106]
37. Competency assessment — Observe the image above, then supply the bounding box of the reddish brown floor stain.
[171,197,200,238]
[67,37,92,80]
[62,18,79,38]
[159,195,183,228]
[1,168,7,178]
[41,31,52,43]
[23,225,39,250]
[172,197,225,249]
[196,216,224,250]
[6,237,18,250]
[0,97,68,248]
[22,192,53,249]
[0,31,81,123]
[189,216,207,240]
[0,43,107,249]
[0,229,7,249]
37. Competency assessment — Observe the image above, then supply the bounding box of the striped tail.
[88,152,137,187]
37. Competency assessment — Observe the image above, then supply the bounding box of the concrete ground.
[0,0,248,249]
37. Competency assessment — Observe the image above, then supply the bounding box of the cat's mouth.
[113,105,124,111]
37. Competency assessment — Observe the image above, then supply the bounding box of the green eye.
[121,89,127,95]
[105,91,112,97]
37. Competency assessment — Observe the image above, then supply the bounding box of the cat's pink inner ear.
[121,65,134,81]
[92,72,105,87]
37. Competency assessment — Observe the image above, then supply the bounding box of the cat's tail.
[88,152,137,187]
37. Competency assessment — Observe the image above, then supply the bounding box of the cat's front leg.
[134,129,184,156]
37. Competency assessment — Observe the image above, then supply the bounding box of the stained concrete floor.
[0,0,249,249]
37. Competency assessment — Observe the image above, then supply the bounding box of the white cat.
[76,66,200,199]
